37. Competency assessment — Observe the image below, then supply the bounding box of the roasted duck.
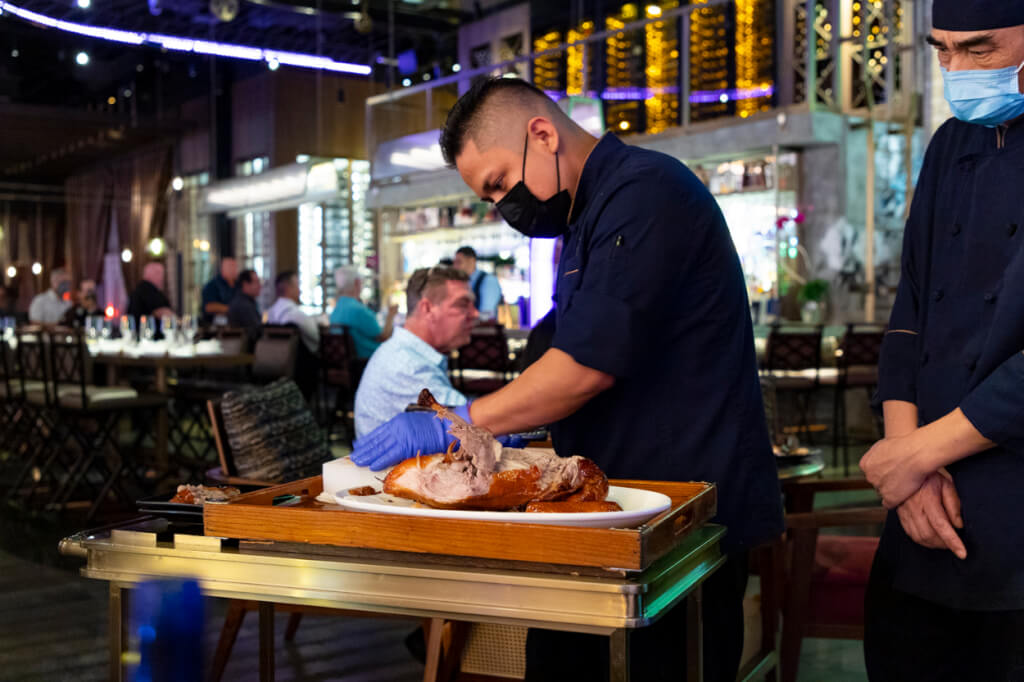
[381,389,622,512]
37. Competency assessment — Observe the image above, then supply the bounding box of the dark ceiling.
[0,0,471,182]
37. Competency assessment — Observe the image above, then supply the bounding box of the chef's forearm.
[914,408,995,472]
[883,400,919,438]
[469,348,615,435]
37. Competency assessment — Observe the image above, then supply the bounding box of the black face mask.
[496,133,572,238]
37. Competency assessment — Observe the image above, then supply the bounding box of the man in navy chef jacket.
[860,2,1024,679]
[352,77,783,681]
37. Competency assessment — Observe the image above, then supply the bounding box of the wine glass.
[120,315,137,349]
[85,316,102,345]
[140,315,156,343]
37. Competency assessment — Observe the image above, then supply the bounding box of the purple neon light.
[0,1,372,74]
[600,85,680,100]
[689,85,774,104]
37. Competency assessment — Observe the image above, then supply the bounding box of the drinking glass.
[120,315,137,348]
[85,316,103,344]
[181,315,198,346]
[140,315,157,343]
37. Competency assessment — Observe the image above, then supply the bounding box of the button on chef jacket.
[876,117,1024,610]
[549,134,783,553]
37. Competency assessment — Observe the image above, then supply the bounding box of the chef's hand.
[351,403,521,470]
[896,470,966,559]
[860,432,932,508]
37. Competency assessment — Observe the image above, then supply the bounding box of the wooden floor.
[0,510,426,682]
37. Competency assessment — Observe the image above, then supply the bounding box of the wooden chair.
[763,324,824,444]
[779,477,886,682]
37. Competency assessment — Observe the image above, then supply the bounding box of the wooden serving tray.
[203,476,716,572]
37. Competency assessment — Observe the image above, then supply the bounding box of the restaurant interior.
[0,0,973,680]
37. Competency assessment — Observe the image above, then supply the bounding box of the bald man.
[351,77,782,682]
[127,262,173,321]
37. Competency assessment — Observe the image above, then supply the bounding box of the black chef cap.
[933,0,1024,31]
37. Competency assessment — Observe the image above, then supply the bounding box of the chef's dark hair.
[439,76,559,167]
[406,266,469,314]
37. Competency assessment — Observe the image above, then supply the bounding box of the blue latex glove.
[350,403,525,471]
[351,404,471,471]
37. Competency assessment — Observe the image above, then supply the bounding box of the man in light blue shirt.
[329,266,397,360]
[354,266,478,438]
[454,246,503,319]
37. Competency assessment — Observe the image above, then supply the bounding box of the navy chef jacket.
[876,117,1024,611]
[549,134,783,553]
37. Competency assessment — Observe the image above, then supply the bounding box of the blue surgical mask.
[942,62,1024,128]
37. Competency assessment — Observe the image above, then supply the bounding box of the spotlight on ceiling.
[76,0,91,8]
[6,266,16,278]
[267,58,280,71]
[75,51,89,66]
[31,262,42,275]
[121,249,133,263]
[171,176,184,191]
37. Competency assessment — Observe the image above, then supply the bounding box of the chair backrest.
[206,398,237,477]
[764,324,823,372]
[319,325,357,389]
[13,326,50,401]
[836,324,885,368]
[759,376,781,446]
[47,327,92,406]
[455,323,510,373]
[216,327,249,355]
[0,336,14,399]
[251,326,298,381]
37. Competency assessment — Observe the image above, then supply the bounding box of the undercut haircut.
[406,266,469,314]
[439,76,563,167]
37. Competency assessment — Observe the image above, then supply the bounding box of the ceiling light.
[123,88,132,97]
[267,57,280,70]
[10,49,19,58]
[75,50,89,65]
[295,154,310,163]
[422,73,430,81]
[107,96,116,105]
[121,249,133,263]
[146,237,165,256]
[76,0,90,8]
[6,266,16,278]
[31,262,42,275]
[645,4,661,17]
[451,63,461,73]
[402,78,411,87]
[0,2,372,75]
[171,176,184,191]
